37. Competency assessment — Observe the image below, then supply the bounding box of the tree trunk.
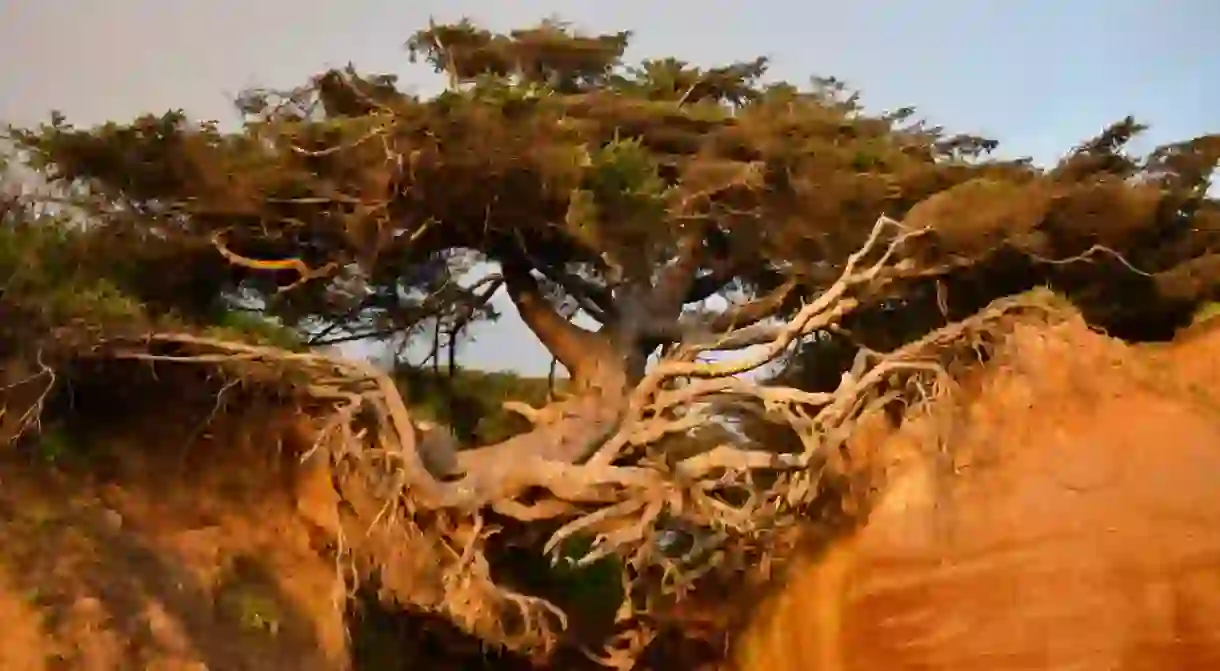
[449,244,729,480]
[453,264,633,473]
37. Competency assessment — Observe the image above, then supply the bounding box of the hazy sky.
[3,0,1217,374]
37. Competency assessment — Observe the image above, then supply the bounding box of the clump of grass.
[1191,300,1220,326]
[397,366,568,444]
[29,423,81,466]
[213,558,286,639]
[204,310,303,350]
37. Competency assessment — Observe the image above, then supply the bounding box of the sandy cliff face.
[0,409,350,671]
[733,319,1220,670]
[4,316,1220,670]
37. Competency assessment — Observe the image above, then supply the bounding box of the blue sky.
[3,0,1217,374]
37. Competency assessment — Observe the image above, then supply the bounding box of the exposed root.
[501,399,566,427]
[0,350,56,445]
[6,214,1078,661]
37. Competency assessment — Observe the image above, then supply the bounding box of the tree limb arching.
[210,230,339,292]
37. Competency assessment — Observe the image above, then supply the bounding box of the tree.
[8,18,1220,661]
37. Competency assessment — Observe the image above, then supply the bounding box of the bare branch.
[648,232,706,318]
[210,230,338,292]
[531,258,616,324]
[0,350,56,446]
[502,260,622,389]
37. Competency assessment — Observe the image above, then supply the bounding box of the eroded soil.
[3,317,1220,670]
[0,407,348,671]
[732,317,1220,670]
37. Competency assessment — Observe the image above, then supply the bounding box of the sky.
[2,0,1217,375]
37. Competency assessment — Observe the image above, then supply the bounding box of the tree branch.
[506,232,617,324]
[644,275,800,346]
[532,259,617,324]
[647,232,706,318]
[210,230,339,292]
[502,259,619,386]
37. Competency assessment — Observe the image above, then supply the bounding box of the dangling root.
[44,215,1077,661]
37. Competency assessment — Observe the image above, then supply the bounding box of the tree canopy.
[5,17,1220,663]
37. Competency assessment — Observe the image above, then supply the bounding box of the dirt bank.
[0,360,686,670]
[3,314,1219,670]
[0,383,539,671]
[0,396,349,671]
[731,316,1220,670]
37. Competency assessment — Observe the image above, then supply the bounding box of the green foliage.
[0,212,149,332]
[28,423,81,466]
[1192,300,1220,326]
[204,310,303,350]
[8,18,1216,367]
[3,16,1218,414]
[397,365,563,444]
[213,558,289,639]
[0,197,302,350]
